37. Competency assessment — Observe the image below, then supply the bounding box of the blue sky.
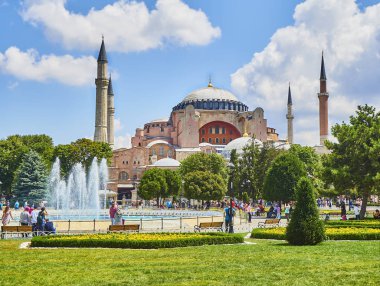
[0,0,379,147]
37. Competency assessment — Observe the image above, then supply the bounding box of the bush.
[31,232,244,249]
[251,227,380,240]
[325,220,380,229]
[286,177,325,245]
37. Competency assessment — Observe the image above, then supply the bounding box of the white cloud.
[114,118,123,132]
[0,46,96,85]
[114,133,132,149]
[231,0,380,146]
[21,0,221,52]
[7,81,19,90]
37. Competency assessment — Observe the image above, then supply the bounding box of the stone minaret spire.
[94,37,109,143]
[107,75,115,148]
[286,83,294,144]
[318,52,329,145]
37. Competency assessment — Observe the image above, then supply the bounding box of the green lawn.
[0,238,379,286]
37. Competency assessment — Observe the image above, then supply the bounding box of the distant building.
[93,39,329,201]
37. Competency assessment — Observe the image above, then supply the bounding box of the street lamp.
[181,180,185,209]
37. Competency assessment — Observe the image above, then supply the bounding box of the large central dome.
[172,83,248,112]
[182,86,238,103]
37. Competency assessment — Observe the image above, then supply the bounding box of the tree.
[13,150,48,204]
[53,138,113,177]
[138,168,168,205]
[263,152,306,203]
[0,134,54,197]
[288,144,324,194]
[286,177,325,245]
[323,105,380,218]
[183,171,226,201]
[179,152,227,181]
[163,169,182,199]
[238,142,282,200]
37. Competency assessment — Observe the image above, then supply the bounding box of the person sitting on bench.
[44,219,56,234]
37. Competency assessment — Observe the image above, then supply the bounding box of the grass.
[1,238,379,285]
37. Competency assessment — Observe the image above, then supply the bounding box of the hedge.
[325,220,380,229]
[251,227,380,241]
[31,232,244,249]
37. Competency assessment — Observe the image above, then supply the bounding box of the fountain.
[48,157,108,218]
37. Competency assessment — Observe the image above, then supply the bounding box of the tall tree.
[183,171,226,201]
[163,169,182,199]
[288,144,323,194]
[263,152,306,203]
[286,177,325,245]
[0,134,54,197]
[179,152,227,181]
[138,168,168,205]
[13,150,48,204]
[53,138,113,177]
[323,105,380,218]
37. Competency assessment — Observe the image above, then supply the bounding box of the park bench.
[1,225,33,239]
[258,219,280,228]
[108,224,140,233]
[194,221,224,232]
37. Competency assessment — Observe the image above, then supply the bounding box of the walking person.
[354,204,360,220]
[37,207,47,235]
[340,201,347,220]
[284,204,290,222]
[31,206,40,236]
[1,206,13,226]
[109,202,118,225]
[276,204,281,219]
[224,202,235,233]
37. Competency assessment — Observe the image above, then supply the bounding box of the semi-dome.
[222,136,263,159]
[182,86,238,103]
[153,158,180,167]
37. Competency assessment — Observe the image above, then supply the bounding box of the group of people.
[1,204,56,236]
[109,202,123,225]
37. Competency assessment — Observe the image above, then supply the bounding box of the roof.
[108,76,114,95]
[287,84,292,105]
[153,158,180,167]
[150,118,169,123]
[223,137,263,153]
[146,140,171,148]
[182,86,238,103]
[97,38,108,62]
[320,52,326,80]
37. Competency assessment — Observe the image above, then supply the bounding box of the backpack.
[37,212,44,225]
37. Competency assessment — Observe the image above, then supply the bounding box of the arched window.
[167,149,172,158]
[159,146,164,156]
[215,138,219,144]
[119,171,129,181]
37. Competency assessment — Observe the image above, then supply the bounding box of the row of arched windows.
[172,100,248,112]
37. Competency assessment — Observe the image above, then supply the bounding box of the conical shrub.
[286,177,325,245]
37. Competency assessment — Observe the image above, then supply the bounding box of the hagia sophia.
[93,39,329,202]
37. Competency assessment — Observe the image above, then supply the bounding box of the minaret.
[286,83,294,144]
[107,75,115,148]
[94,37,109,143]
[318,52,329,145]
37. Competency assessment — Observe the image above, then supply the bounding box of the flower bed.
[31,232,244,249]
[325,220,380,228]
[251,227,380,240]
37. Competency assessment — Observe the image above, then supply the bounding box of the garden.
[30,232,244,249]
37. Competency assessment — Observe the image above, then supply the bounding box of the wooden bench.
[194,221,224,232]
[1,225,33,239]
[108,224,140,233]
[258,219,280,228]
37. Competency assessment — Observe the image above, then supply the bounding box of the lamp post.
[228,162,235,233]
[181,180,184,209]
